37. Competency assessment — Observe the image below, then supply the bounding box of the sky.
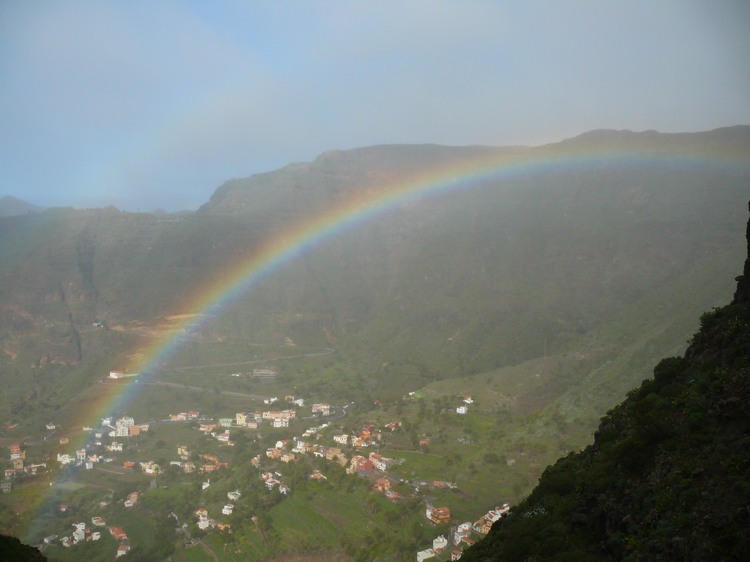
[2,1,749,212]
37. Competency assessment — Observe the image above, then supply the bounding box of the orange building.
[427,506,451,525]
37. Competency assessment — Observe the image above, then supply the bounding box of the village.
[3,372,509,560]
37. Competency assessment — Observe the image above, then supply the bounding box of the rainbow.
[87,141,750,424]
[25,137,750,539]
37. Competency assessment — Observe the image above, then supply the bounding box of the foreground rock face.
[463,203,750,561]
[0,534,46,561]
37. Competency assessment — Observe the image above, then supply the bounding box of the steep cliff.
[462,201,750,560]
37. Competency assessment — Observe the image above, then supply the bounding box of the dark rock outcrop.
[0,534,46,561]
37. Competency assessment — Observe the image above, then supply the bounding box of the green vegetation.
[462,210,750,561]
[0,130,749,559]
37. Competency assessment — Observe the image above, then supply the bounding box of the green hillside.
[462,203,750,560]
[1,127,749,448]
[0,128,749,559]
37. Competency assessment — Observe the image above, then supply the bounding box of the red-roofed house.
[109,526,128,541]
[373,478,391,493]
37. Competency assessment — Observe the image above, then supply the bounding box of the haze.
[2,0,749,211]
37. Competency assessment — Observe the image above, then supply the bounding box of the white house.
[417,549,436,562]
[222,504,234,515]
[433,535,448,550]
[72,523,86,544]
[456,406,467,415]
[57,454,72,465]
[311,403,331,416]
[454,522,472,545]
[227,490,241,501]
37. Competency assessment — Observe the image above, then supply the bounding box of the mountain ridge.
[1,127,748,419]
[0,195,45,217]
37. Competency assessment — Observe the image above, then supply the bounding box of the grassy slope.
[461,211,750,561]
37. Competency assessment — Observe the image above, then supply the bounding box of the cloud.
[1,0,749,210]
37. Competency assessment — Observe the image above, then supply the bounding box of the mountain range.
[2,127,749,425]
[1,129,749,560]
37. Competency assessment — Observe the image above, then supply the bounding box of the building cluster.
[472,504,510,535]
[168,448,229,475]
[54,416,150,470]
[168,411,200,422]
[41,389,494,559]
[124,491,140,508]
[44,517,131,558]
[416,503,510,561]
[416,534,451,562]
[194,506,232,533]
[169,405,306,433]
[455,396,473,415]
[103,416,150,438]
[3,443,48,492]
[260,470,290,494]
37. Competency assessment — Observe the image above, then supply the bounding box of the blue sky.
[2,0,749,211]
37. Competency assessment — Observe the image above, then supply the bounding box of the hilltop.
[462,202,750,560]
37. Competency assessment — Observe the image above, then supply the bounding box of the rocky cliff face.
[462,201,750,561]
